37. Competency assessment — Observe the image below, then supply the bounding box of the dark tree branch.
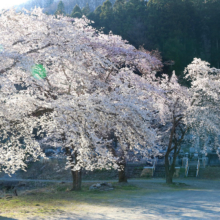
[12,39,25,46]
[0,43,54,75]
[175,116,183,126]
[30,107,54,117]
[25,43,54,54]
[105,69,113,83]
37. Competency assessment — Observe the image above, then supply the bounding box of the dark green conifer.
[94,5,102,15]
[113,0,126,35]
[88,5,102,26]
[82,3,91,16]
[71,5,82,18]
[55,1,65,16]
[100,0,113,21]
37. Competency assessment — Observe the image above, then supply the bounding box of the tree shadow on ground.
[0,217,17,220]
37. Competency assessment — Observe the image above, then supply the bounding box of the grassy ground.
[0,181,181,219]
[1,164,219,219]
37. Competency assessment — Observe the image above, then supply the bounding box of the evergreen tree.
[203,0,220,68]
[94,5,102,15]
[100,0,113,22]
[113,0,125,11]
[55,1,66,16]
[100,0,113,32]
[126,0,146,18]
[88,5,102,26]
[71,4,82,18]
[112,0,126,35]
[146,0,197,76]
[124,0,147,47]
[82,3,91,16]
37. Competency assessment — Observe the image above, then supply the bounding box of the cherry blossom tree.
[159,58,220,184]
[98,71,164,182]
[184,58,220,157]
[0,8,163,189]
[2,9,218,188]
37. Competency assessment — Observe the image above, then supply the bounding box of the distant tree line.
[17,0,115,15]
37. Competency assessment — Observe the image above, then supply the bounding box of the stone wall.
[126,163,146,178]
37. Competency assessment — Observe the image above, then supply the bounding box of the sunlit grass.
[0,182,140,218]
[0,181,188,219]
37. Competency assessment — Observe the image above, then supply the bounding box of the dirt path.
[1,178,220,220]
[29,187,220,220]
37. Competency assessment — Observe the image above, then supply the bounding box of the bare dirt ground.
[1,178,220,220]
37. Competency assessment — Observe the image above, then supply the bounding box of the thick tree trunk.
[118,161,127,183]
[118,169,127,183]
[70,151,82,191]
[165,164,175,184]
[165,153,171,183]
[65,144,82,191]
[166,173,173,184]
[71,169,82,191]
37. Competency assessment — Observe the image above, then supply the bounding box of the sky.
[0,0,28,10]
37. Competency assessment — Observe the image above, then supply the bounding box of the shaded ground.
[0,178,220,220]
[199,167,220,179]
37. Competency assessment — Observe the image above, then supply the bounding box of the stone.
[182,157,188,167]
[194,153,198,158]
[89,182,113,191]
[173,167,180,178]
